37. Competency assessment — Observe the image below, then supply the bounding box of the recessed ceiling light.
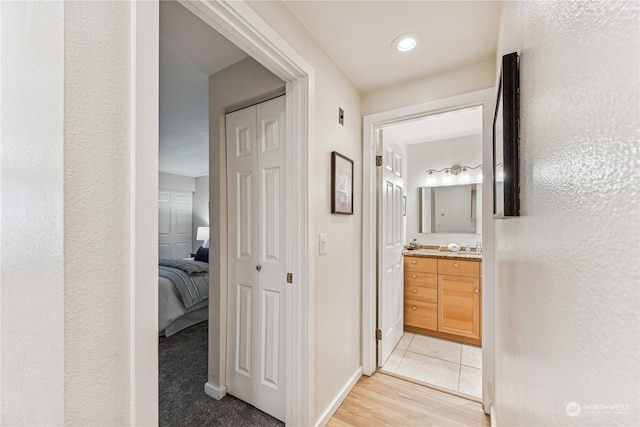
[391,33,422,52]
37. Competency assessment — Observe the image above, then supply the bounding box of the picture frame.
[493,51,520,218]
[331,151,354,215]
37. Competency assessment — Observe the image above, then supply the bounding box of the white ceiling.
[159,1,247,177]
[284,1,501,92]
[159,1,500,176]
[384,105,482,145]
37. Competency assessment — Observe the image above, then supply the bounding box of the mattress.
[159,272,208,337]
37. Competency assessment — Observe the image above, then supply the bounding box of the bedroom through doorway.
[157,1,286,424]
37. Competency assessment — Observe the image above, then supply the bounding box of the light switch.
[319,233,327,255]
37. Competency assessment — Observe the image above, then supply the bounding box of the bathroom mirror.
[419,184,481,234]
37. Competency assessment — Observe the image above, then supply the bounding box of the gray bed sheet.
[159,274,208,337]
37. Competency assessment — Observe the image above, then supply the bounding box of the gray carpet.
[159,321,284,427]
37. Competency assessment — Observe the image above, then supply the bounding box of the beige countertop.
[403,247,482,261]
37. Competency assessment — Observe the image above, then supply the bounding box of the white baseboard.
[314,366,363,427]
[490,403,497,427]
[204,381,227,400]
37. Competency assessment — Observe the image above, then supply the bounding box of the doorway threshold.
[376,369,482,404]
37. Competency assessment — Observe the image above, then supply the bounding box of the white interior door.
[158,189,193,259]
[377,131,405,367]
[226,96,286,422]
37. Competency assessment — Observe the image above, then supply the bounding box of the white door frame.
[131,1,314,425]
[362,88,495,414]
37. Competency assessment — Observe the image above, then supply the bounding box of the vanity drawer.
[404,285,437,303]
[437,259,480,278]
[404,256,437,273]
[404,300,437,330]
[404,271,437,288]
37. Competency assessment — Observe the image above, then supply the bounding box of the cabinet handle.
[454,263,459,268]
[412,260,417,264]
[412,289,417,293]
[475,289,479,293]
[412,274,417,279]
[412,306,417,310]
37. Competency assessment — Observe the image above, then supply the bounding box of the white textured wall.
[0,2,65,424]
[208,57,285,389]
[244,3,363,423]
[63,2,131,424]
[159,171,196,192]
[494,1,639,425]
[362,58,495,116]
[406,135,482,246]
[193,175,209,252]
[2,2,137,425]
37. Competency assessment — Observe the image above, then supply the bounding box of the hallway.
[328,373,489,426]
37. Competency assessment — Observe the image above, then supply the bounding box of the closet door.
[226,96,286,422]
[158,189,193,259]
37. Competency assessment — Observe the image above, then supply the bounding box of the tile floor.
[380,332,482,399]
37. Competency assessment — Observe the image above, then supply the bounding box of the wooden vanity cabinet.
[404,257,438,331]
[404,255,482,345]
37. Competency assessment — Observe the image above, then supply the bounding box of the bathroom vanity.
[404,248,482,346]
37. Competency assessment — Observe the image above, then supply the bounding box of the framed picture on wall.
[493,51,520,218]
[331,151,354,215]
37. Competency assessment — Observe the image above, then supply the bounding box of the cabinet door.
[437,275,481,339]
[404,300,437,330]
[404,256,437,273]
[404,270,437,289]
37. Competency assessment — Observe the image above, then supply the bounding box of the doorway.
[361,88,496,413]
[131,1,314,424]
[376,105,484,399]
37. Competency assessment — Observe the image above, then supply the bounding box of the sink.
[450,252,481,257]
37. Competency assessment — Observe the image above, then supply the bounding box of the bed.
[158,258,209,337]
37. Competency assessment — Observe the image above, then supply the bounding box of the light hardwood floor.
[327,372,490,427]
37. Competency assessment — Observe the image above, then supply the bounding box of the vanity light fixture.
[460,168,471,183]
[425,164,483,186]
[391,32,422,52]
[426,171,437,186]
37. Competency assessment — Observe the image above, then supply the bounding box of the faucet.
[476,242,482,254]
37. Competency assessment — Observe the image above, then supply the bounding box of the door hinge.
[376,329,382,340]
[287,272,293,284]
[376,155,382,167]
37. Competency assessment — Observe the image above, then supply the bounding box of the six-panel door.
[226,96,286,422]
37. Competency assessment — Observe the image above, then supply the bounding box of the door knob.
[412,274,417,279]
[474,289,479,293]
[412,306,417,310]
[256,265,262,271]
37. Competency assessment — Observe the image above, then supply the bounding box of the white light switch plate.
[319,233,327,255]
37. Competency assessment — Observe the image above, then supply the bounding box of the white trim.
[204,382,228,400]
[361,89,495,415]
[314,367,362,427]
[130,1,159,425]
[490,403,497,427]
[169,1,314,425]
